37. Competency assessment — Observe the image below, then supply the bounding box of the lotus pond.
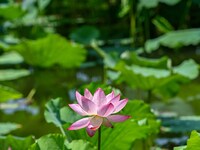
[0,0,200,150]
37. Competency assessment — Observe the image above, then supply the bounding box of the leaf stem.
[91,41,106,58]
[147,89,152,103]
[98,127,101,150]
[130,0,137,46]
[59,126,72,142]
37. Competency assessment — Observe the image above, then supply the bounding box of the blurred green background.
[0,0,200,149]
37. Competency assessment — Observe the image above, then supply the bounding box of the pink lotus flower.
[68,88,130,137]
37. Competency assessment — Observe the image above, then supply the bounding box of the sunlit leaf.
[121,51,169,68]
[159,0,181,5]
[0,4,24,20]
[29,134,96,150]
[44,98,66,127]
[44,98,80,129]
[3,35,20,45]
[100,100,159,150]
[0,69,30,81]
[102,100,159,149]
[60,107,81,124]
[0,123,21,135]
[104,52,120,69]
[11,34,87,68]
[129,65,170,78]
[186,130,200,150]
[0,85,22,102]
[175,131,200,150]
[138,0,181,9]
[138,0,159,9]
[106,70,121,81]
[111,58,199,99]
[0,41,9,49]
[118,0,130,17]
[0,135,34,150]
[114,61,170,90]
[0,35,20,51]
[174,146,187,150]
[173,59,199,79]
[65,139,96,150]
[29,134,66,150]
[0,52,24,65]
[145,28,200,53]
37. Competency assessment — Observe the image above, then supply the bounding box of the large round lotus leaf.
[11,34,87,68]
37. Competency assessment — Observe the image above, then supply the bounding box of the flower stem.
[59,126,72,142]
[98,127,101,150]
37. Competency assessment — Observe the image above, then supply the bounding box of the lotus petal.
[76,91,83,106]
[92,88,106,106]
[106,91,115,102]
[103,118,113,128]
[98,103,114,117]
[113,99,128,113]
[84,88,93,100]
[86,127,96,137]
[107,115,130,122]
[69,104,88,116]
[110,94,120,106]
[68,117,91,130]
[88,116,103,130]
[81,97,97,114]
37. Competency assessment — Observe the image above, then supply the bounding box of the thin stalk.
[142,8,150,55]
[91,41,106,58]
[91,41,107,84]
[98,127,101,150]
[103,67,107,84]
[59,126,72,142]
[144,9,150,41]
[147,89,152,103]
[26,88,36,104]
[142,139,146,150]
[130,0,137,46]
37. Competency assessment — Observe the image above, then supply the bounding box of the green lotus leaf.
[11,34,87,68]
